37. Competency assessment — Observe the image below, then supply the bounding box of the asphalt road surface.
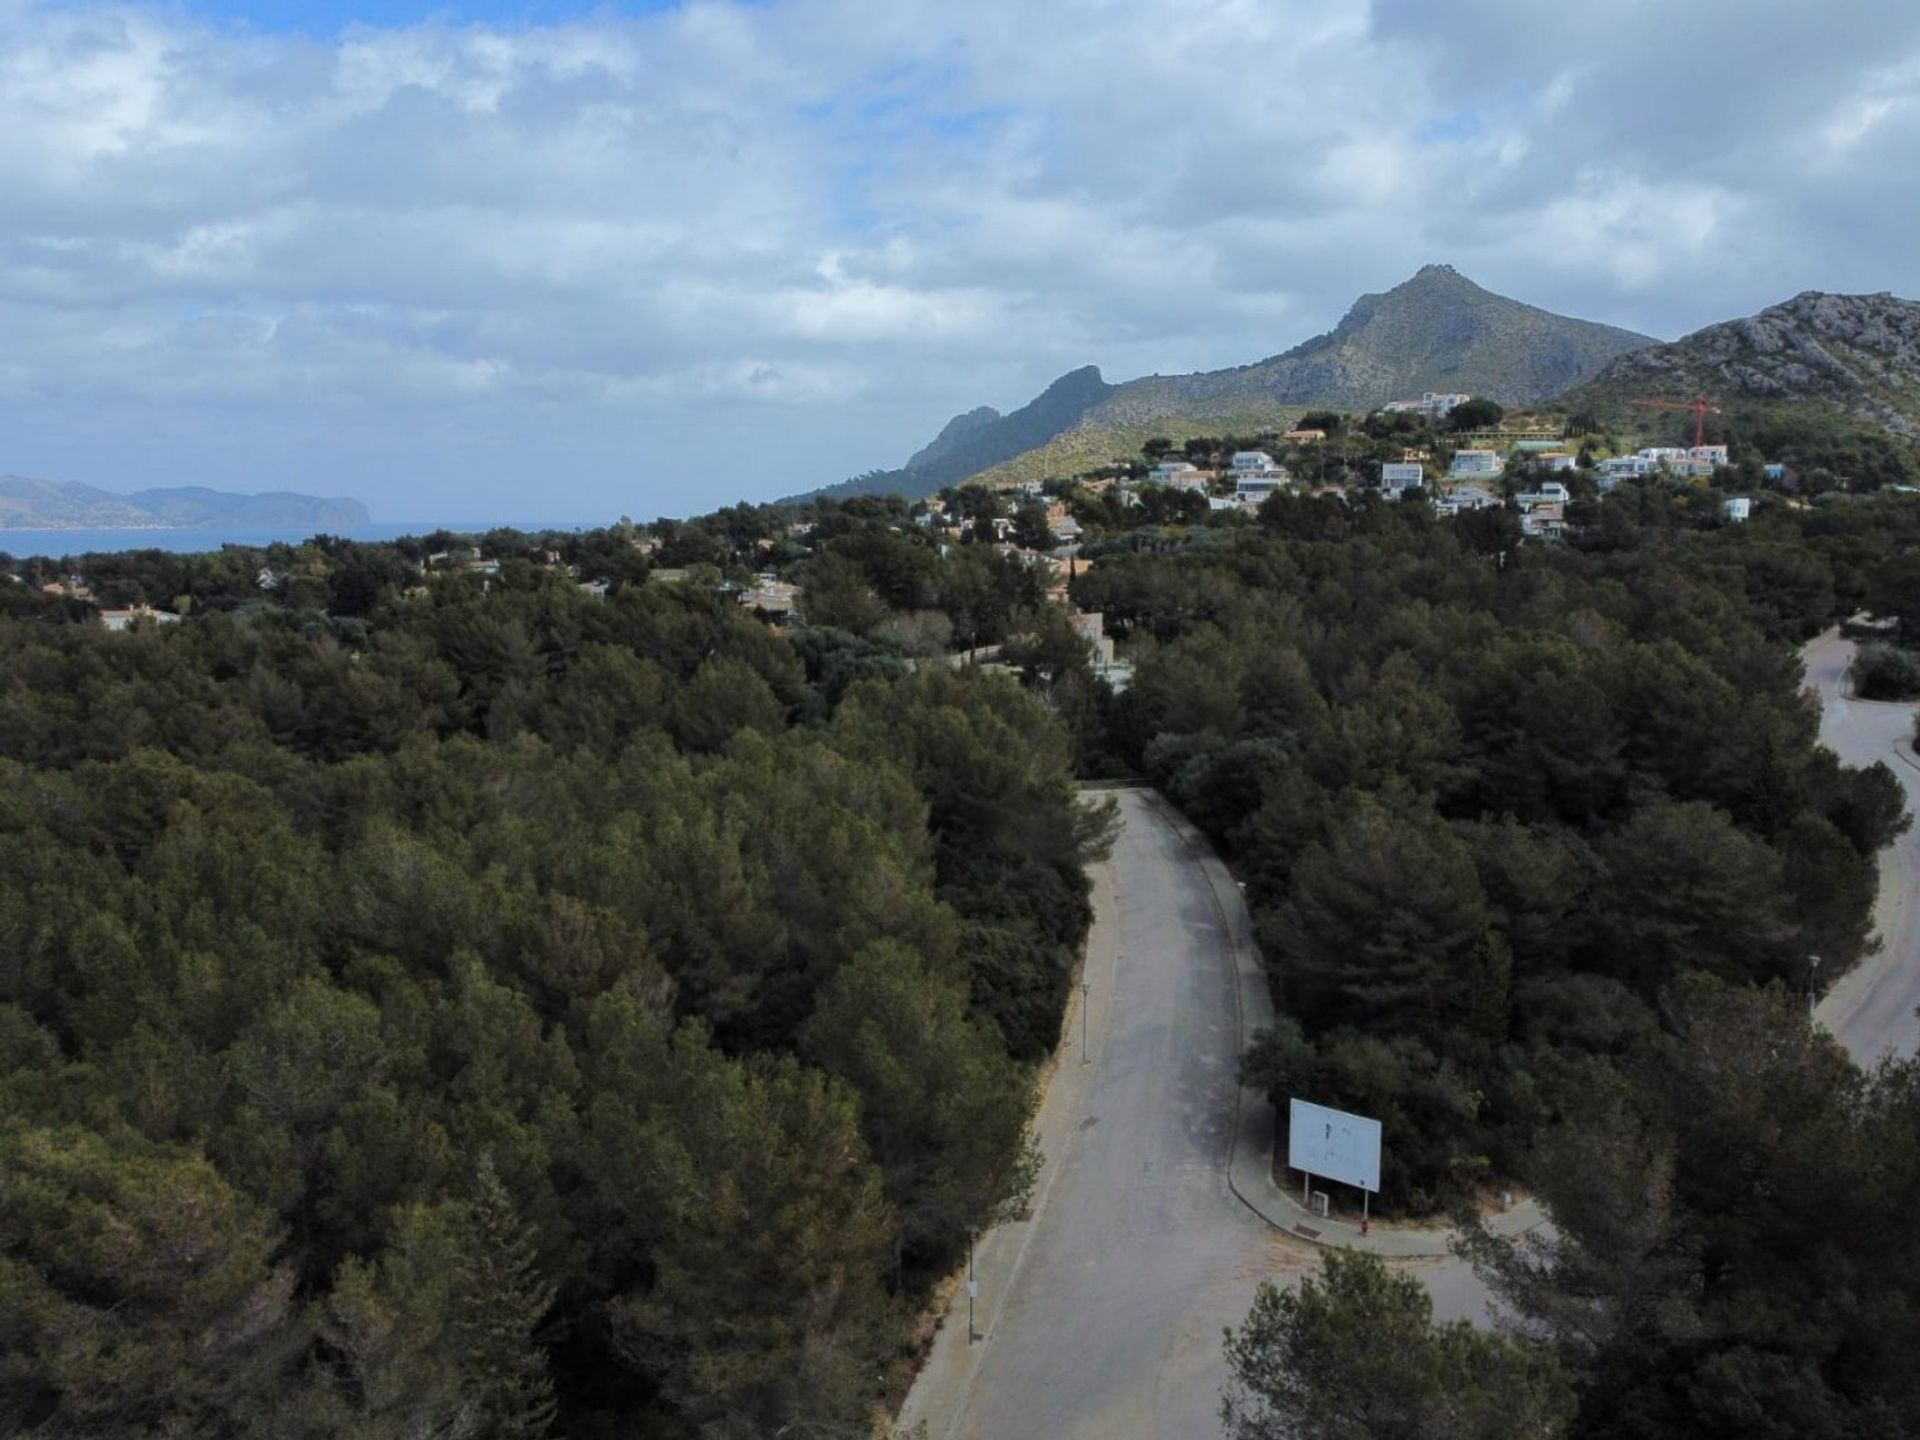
[934,789,1286,1439]
[899,789,1485,1440]
[1804,629,1920,1064]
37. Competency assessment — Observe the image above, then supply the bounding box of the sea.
[0,521,591,560]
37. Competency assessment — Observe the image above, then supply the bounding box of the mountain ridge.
[806,266,1655,501]
[0,475,372,531]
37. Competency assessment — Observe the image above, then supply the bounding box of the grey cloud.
[0,0,1915,520]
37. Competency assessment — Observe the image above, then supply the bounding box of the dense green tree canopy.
[0,538,1106,1437]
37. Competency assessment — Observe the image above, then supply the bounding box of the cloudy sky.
[4,0,1918,523]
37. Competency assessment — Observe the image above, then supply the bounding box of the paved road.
[1804,629,1920,1065]
[898,789,1490,1440]
[899,789,1300,1439]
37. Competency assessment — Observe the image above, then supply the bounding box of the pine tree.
[455,1154,559,1440]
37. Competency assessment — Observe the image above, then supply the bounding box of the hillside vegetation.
[1069,487,1920,1438]
[0,540,1105,1439]
[966,407,1309,488]
[1554,289,1920,485]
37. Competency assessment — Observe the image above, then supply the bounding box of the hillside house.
[1380,462,1424,496]
[1149,461,1198,483]
[1383,391,1472,419]
[1449,449,1503,478]
[1515,482,1571,508]
[99,606,181,633]
[1073,610,1116,666]
[1440,484,1501,513]
[1285,429,1327,443]
[1521,504,1567,541]
[1231,451,1278,473]
[1596,455,1653,487]
[1234,473,1287,505]
[740,575,800,618]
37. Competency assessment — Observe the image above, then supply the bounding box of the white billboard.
[1288,1099,1382,1194]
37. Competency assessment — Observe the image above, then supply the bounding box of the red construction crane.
[1630,395,1722,449]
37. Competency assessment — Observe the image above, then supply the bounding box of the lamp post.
[1080,980,1091,1064]
[967,1228,978,1344]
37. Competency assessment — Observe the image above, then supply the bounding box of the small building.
[1449,449,1503,478]
[1231,451,1278,472]
[1383,391,1472,419]
[1072,611,1116,666]
[1051,514,1085,542]
[99,605,181,633]
[1149,461,1198,483]
[578,579,611,600]
[1723,497,1753,523]
[1442,484,1501,513]
[1596,455,1653,487]
[1515,482,1571,508]
[1380,462,1424,495]
[1521,504,1567,540]
[1170,471,1214,493]
[1284,428,1327,444]
[739,575,801,618]
[1234,473,1287,505]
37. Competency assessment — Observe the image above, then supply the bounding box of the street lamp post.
[1080,980,1091,1064]
[967,1229,978,1344]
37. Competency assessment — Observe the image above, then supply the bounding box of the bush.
[1851,643,1920,700]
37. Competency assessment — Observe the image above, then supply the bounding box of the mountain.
[1085,264,1655,425]
[0,475,370,531]
[809,266,1653,501]
[1551,290,1920,478]
[802,366,1116,504]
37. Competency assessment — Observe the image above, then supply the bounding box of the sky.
[4,0,1919,523]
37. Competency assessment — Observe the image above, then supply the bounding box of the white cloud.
[0,0,1916,520]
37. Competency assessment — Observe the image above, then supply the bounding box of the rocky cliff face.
[1558,290,1920,441]
[903,405,1003,471]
